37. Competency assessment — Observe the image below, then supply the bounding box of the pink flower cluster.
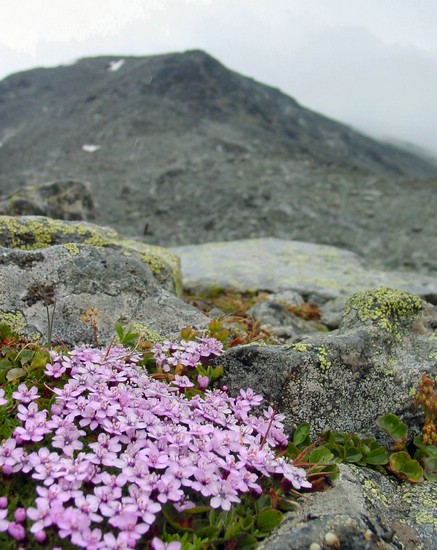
[0,342,310,548]
[152,337,223,372]
[0,497,27,541]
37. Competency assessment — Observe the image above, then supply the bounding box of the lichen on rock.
[342,287,423,339]
[0,215,182,295]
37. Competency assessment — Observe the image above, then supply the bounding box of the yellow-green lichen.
[293,342,310,353]
[0,310,27,335]
[363,478,390,508]
[317,345,332,373]
[343,287,422,340]
[63,243,80,256]
[400,487,437,530]
[0,216,182,296]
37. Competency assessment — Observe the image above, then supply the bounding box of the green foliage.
[321,430,389,466]
[389,451,424,483]
[156,494,287,548]
[115,322,140,347]
[0,322,51,386]
[375,413,408,446]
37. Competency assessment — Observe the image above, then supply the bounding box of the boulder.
[260,464,437,549]
[0,215,208,346]
[0,244,207,347]
[0,180,94,221]
[248,300,324,342]
[0,215,182,294]
[218,287,437,547]
[218,288,437,440]
[171,238,437,303]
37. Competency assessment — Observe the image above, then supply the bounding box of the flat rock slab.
[171,238,437,301]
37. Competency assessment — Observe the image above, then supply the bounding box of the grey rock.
[260,464,436,549]
[0,215,182,295]
[0,244,208,347]
[172,238,437,302]
[249,301,323,342]
[218,288,437,440]
[320,296,348,329]
[267,290,305,307]
[0,179,95,221]
[249,301,298,328]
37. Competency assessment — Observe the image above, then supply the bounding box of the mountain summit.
[0,50,436,273]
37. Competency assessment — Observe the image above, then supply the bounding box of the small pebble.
[364,529,373,541]
[325,531,340,548]
[309,543,322,550]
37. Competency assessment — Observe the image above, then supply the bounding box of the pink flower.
[0,437,24,472]
[0,388,8,406]
[27,497,53,533]
[0,509,9,532]
[14,507,26,523]
[34,529,47,542]
[8,521,26,540]
[171,375,194,389]
[197,375,209,390]
[11,383,40,403]
[151,537,182,549]
[210,480,241,511]
[45,361,67,378]
[71,527,102,549]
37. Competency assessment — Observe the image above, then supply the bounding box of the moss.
[0,310,27,335]
[0,216,182,296]
[344,287,422,340]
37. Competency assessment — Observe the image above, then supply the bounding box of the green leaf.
[185,506,211,515]
[344,446,363,463]
[389,451,424,483]
[254,494,272,513]
[365,448,389,465]
[286,441,300,458]
[0,359,13,370]
[18,349,34,365]
[234,533,259,547]
[195,525,222,539]
[276,496,300,512]
[256,509,283,532]
[162,504,194,533]
[376,414,408,443]
[413,436,437,457]
[423,457,437,482]
[115,323,124,340]
[6,367,27,381]
[309,447,334,464]
[293,423,311,446]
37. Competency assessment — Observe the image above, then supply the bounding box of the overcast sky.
[1,0,436,154]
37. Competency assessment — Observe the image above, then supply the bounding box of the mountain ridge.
[0,49,436,275]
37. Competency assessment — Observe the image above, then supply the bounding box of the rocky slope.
[0,50,436,275]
